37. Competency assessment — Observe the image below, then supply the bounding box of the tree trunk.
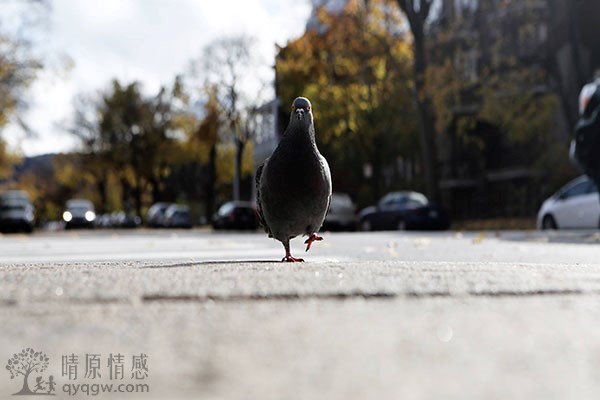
[395,0,440,203]
[96,177,107,214]
[150,176,160,204]
[233,138,245,201]
[205,144,217,222]
[15,371,33,395]
[121,179,131,214]
[411,22,439,203]
[133,179,142,218]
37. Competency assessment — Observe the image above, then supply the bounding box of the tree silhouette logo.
[6,348,55,396]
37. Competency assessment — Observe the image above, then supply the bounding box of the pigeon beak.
[295,109,305,121]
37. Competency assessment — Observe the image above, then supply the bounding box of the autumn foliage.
[276,0,420,203]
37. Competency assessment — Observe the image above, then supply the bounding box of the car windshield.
[331,195,352,207]
[560,179,595,198]
[218,203,235,216]
[379,194,400,206]
[380,192,429,207]
[69,206,91,213]
[1,204,26,212]
[149,203,170,213]
[408,193,429,206]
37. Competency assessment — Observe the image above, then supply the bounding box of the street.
[2,229,600,399]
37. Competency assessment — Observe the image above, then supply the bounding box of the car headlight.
[63,211,72,222]
[85,211,96,222]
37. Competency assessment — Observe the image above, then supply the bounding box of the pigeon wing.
[319,153,333,226]
[255,159,272,237]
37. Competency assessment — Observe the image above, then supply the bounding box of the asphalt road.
[2,229,600,399]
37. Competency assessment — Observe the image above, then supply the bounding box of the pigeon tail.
[304,233,323,252]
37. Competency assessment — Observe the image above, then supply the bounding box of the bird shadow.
[140,260,283,269]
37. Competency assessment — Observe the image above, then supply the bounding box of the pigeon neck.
[286,123,317,148]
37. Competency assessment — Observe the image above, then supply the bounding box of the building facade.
[431,0,600,219]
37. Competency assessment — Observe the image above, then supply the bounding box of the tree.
[67,93,113,212]
[68,80,178,216]
[0,1,46,179]
[15,153,87,222]
[183,85,222,221]
[6,348,49,395]
[197,35,266,201]
[128,84,179,211]
[393,0,439,202]
[276,0,418,203]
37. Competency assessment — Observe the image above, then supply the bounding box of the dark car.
[146,202,172,228]
[0,190,35,233]
[63,199,96,229]
[358,191,449,231]
[164,204,193,229]
[213,201,259,230]
[110,211,142,229]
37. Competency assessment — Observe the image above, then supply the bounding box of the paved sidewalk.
[1,231,600,399]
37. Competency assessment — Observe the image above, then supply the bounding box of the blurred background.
[0,0,597,231]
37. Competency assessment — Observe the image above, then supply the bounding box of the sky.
[2,0,314,156]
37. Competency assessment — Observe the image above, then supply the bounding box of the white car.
[322,193,357,231]
[537,176,600,229]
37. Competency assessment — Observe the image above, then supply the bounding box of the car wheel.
[360,218,372,231]
[396,219,406,231]
[542,215,557,230]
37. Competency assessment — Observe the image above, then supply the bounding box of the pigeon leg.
[282,241,304,262]
[304,233,323,252]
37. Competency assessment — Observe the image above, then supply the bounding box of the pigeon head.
[291,97,312,123]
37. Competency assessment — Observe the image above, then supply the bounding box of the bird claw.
[282,255,304,262]
[304,233,323,252]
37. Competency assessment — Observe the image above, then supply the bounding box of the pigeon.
[256,97,332,262]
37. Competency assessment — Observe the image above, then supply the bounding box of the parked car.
[322,192,357,231]
[358,191,449,231]
[537,176,600,229]
[0,190,35,233]
[94,213,113,228]
[213,201,259,230]
[110,211,142,229]
[146,202,172,228]
[63,199,96,229]
[164,204,193,229]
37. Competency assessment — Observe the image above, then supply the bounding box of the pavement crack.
[141,288,592,303]
[405,291,453,298]
[141,291,398,303]
[468,289,584,297]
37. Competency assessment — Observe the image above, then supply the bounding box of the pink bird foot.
[282,254,304,262]
[281,242,304,262]
[304,233,323,252]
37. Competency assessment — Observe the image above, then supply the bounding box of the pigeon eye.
[306,105,311,111]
